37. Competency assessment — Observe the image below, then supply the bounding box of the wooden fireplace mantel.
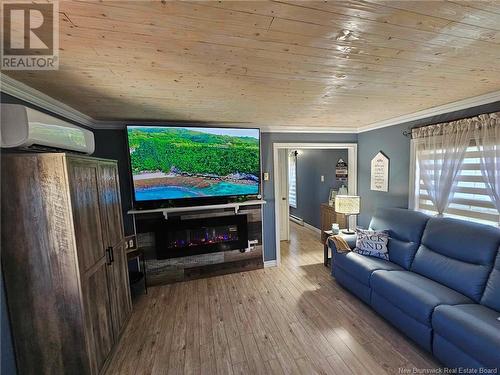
[127,199,266,219]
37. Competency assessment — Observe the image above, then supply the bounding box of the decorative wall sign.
[335,158,348,182]
[370,151,389,192]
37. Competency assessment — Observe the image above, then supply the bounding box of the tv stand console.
[128,199,266,219]
[128,200,265,285]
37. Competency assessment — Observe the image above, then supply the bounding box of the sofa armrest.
[328,233,357,255]
[343,233,357,249]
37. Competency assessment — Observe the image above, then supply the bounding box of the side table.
[127,248,148,296]
[323,229,333,267]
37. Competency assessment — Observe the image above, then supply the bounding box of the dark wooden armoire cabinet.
[1,153,132,375]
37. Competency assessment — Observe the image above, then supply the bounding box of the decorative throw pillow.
[353,228,389,260]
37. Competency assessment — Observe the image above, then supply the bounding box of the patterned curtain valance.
[412,112,499,139]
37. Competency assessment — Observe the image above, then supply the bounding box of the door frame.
[278,148,290,242]
[272,142,358,267]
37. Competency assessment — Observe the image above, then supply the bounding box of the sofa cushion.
[411,217,500,302]
[371,292,433,351]
[370,270,472,326]
[369,208,430,269]
[432,304,500,368]
[433,334,486,370]
[481,251,500,312]
[335,251,403,286]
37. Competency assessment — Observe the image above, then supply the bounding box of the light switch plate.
[263,172,270,181]
[321,175,325,182]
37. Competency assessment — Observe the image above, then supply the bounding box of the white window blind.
[413,142,499,226]
[288,152,297,208]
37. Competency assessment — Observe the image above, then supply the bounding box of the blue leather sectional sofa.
[331,208,500,369]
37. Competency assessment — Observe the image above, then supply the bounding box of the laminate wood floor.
[105,222,440,375]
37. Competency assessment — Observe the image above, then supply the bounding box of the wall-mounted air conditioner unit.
[1,104,95,154]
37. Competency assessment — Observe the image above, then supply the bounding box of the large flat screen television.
[126,125,261,207]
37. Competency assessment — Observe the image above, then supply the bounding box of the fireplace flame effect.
[169,226,238,248]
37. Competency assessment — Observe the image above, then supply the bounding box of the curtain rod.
[401,109,499,138]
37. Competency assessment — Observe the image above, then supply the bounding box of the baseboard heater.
[289,214,304,226]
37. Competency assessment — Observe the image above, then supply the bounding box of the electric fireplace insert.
[155,214,248,259]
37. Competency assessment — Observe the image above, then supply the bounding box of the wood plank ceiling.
[4,1,500,130]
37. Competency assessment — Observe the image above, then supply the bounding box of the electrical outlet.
[125,235,137,250]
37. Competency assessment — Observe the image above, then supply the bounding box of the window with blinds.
[288,152,297,208]
[414,144,499,226]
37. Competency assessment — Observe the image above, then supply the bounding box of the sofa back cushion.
[369,208,430,269]
[481,251,500,312]
[411,217,500,302]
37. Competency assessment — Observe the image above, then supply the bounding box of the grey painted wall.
[357,124,410,228]
[357,100,500,228]
[290,149,348,229]
[261,132,357,261]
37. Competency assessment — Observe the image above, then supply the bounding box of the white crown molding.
[0,73,95,128]
[2,74,499,133]
[259,125,355,133]
[357,90,500,133]
[92,121,357,133]
[94,121,357,132]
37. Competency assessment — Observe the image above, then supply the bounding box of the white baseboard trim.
[303,222,321,234]
[289,215,304,226]
[264,260,277,268]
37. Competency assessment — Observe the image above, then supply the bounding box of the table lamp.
[335,195,360,234]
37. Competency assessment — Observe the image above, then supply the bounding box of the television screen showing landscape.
[127,126,260,202]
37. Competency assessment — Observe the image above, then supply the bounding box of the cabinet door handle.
[109,246,114,263]
[105,247,113,265]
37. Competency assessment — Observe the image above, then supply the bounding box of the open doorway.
[273,143,357,266]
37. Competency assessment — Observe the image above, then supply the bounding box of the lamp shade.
[335,195,360,215]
